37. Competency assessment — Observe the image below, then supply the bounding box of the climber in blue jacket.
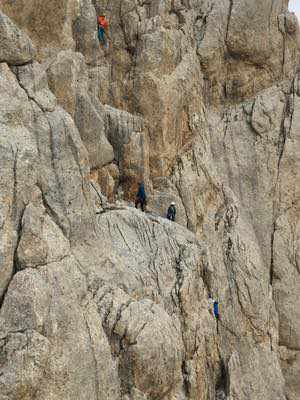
[135,182,147,212]
[213,300,220,333]
[213,300,219,321]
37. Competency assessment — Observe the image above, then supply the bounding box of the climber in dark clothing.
[167,202,176,221]
[213,300,220,333]
[135,182,147,212]
[213,300,219,321]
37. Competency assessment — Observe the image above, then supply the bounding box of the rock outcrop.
[0,1,299,400]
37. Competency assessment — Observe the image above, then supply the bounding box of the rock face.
[0,11,35,65]
[47,50,114,169]
[0,2,299,400]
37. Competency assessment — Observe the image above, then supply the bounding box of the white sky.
[289,0,300,20]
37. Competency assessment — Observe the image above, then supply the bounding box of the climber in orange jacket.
[97,15,109,49]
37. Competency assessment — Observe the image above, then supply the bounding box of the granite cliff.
[0,1,299,399]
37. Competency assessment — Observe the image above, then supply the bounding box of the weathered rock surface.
[0,11,35,65]
[1,0,99,62]
[1,205,219,400]
[105,106,150,200]
[0,2,299,400]
[47,50,114,169]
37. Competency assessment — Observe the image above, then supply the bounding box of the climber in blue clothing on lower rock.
[213,300,220,321]
[213,299,220,333]
[135,182,147,212]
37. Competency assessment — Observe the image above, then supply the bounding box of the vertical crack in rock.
[82,310,101,400]
[270,221,276,286]
[225,0,234,48]
[0,147,25,308]
[270,77,295,305]
[11,146,19,223]
[268,0,274,33]
[173,244,191,396]
[274,80,295,214]
[174,179,190,230]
